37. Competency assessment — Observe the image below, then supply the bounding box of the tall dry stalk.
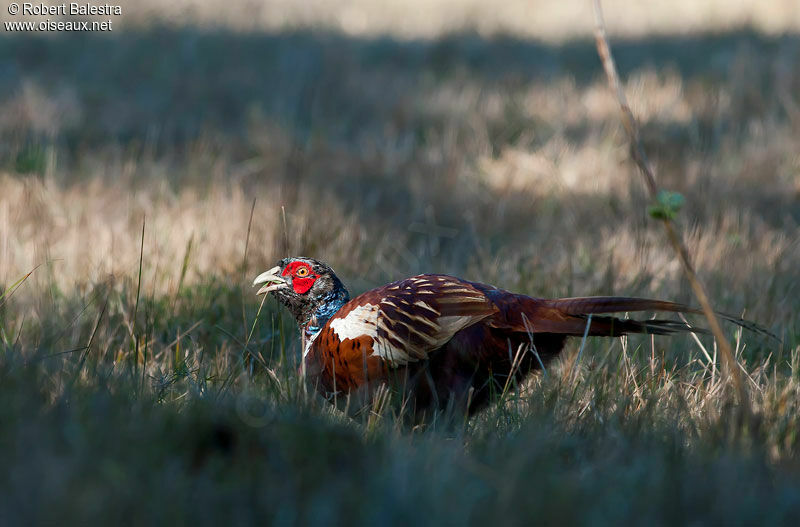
[591,0,748,410]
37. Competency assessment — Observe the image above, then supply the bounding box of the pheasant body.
[253,257,758,417]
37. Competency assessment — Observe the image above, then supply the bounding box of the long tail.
[544,296,776,339]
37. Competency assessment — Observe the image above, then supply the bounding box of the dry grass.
[1,1,799,524]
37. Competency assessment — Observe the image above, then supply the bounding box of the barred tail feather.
[547,296,777,340]
[563,314,706,337]
[548,296,698,316]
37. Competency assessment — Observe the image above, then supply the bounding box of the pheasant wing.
[328,275,498,367]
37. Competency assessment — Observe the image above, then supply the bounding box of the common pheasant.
[254,257,763,418]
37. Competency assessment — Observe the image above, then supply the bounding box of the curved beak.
[252,266,287,295]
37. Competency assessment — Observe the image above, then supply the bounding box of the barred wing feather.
[328,275,497,367]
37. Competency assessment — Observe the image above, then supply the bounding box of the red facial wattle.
[281,261,318,295]
[291,277,316,294]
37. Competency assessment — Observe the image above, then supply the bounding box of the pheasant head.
[253,257,350,337]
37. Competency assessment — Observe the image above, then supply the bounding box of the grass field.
[1,0,800,524]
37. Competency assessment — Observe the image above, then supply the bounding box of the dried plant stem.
[592,0,748,408]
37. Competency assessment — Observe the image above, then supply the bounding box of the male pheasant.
[254,257,763,418]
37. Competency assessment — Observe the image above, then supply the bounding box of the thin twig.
[132,216,146,374]
[241,197,257,336]
[592,0,747,409]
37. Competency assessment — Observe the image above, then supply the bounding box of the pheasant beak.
[253,266,287,295]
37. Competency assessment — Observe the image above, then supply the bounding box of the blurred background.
[1,2,800,523]
[1,0,799,318]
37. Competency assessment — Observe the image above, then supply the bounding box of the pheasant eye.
[296,267,310,277]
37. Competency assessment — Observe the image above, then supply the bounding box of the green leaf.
[648,190,685,220]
